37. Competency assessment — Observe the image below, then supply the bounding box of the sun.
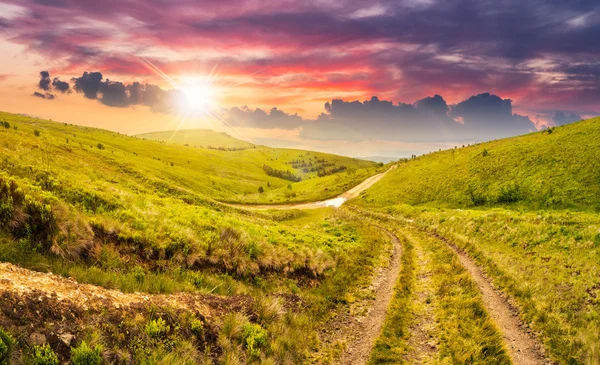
[180,77,217,113]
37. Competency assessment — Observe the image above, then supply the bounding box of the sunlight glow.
[182,85,215,110]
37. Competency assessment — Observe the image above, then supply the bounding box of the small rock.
[30,332,47,346]
[59,333,74,346]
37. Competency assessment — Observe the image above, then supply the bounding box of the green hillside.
[359,117,600,212]
[353,117,600,364]
[137,129,255,149]
[0,111,384,363]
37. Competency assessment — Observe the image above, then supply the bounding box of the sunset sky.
[0,0,598,157]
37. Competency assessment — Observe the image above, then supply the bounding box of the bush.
[31,344,59,365]
[34,130,41,137]
[145,318,170,338]
[241,323,268,358]
[258,186,264,193]
[0,327,15,365]
[497,183,521,203]
[190,318,204,338]
[97,143,105,150]
[70,342,102,365]
[482,149,489,157]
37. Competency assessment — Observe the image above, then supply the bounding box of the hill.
[137,129,255,150]
[351,117,600,364]
[0,111,385,363]
[358,117,600,212]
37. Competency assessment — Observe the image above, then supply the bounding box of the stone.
[29,332,47,346]
[59,333,74,346]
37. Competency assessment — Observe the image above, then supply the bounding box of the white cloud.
[348,4,387,19]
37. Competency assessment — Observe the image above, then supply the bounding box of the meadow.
[353,117,600,364]
[0,112,388,363]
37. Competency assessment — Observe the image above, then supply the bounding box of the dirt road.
[227,165,396,210]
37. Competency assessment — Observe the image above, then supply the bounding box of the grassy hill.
[0,111,385,363]
[353,117,600,364]
[359,117,600,212]
[137,129,255,150]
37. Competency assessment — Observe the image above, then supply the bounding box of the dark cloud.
[224,93,537,143]
[72,71,103,99]
[552,111,582,126]
[224,106,303,130]
[69,71,184,111]
[33,91,55,99]
[38,71,51,90]
[52,77,70,92]
[449,93,535,137]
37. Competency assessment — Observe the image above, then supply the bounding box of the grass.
[352,117,600,365]
[136,129,255,150]
[0,111,388,363]
[359,117,600,212]
[368,231,415,364]
[363,214,509,364]
[391,205,600,364]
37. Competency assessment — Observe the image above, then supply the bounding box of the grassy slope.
[0,112,378,205]
[360,117,600,212]
[0,111,387,363]
[137,129,255,149]
[354,117,600,364]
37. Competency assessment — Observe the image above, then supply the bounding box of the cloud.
[224,106,303,130]
[220,92,541,143]
[33,91,55,99]
[70,71,184,111]
[52,77,70,92]
[552,111,582,126]
[38,71,51,90]
[449,93,535,137]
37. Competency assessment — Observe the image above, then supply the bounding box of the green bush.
[70,342,102,365]
[190,318,204,338]
[258,186,264,193]
[31,344,59,365]
[97,143,105,150]
[145,318,170,338]
[241,323,268,358]
[34,130,41,137]
[0,327,15,365]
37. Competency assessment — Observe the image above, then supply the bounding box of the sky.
[0,0,598,158]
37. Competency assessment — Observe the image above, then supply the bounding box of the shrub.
[70,341,102,365]
[190,318,204,338]
[145,318,170,338]
[497,183,521,203]
[258,186,264,193]
[96,143,105,150]
[31,344,59,365]
[482,149,489,157]
[34,130,41,137]
[241,323,268,358]
[0,327,15,365]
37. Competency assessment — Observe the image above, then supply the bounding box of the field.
[352,117,600,364]
[137,129,255,150]
[0,110,599,364]
[0,112,388,363]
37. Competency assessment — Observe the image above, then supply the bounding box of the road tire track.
[432,234,549,365]
[337,228,403,365]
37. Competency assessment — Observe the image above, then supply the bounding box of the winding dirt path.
[226,165,396,210]
[433,236,548,365]
[338,229,403,365]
